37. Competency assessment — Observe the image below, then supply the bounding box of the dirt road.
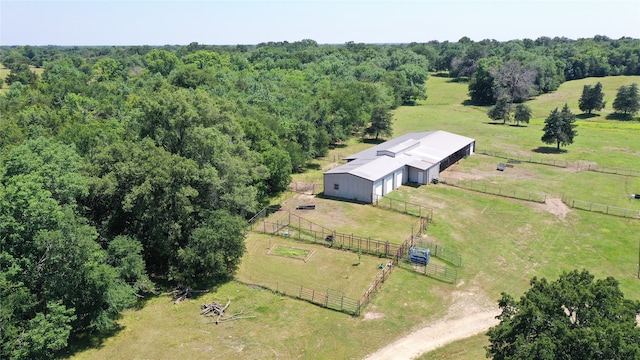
[363,308,499,360]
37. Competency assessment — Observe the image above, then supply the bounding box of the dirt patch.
[363,287,499,360]
[532,197,571,220]
[363,308,385,321]
[604,146,640,156]
[565,160,598,173]
[281,193,352,230]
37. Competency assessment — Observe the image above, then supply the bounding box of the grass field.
[0,65,44,92]
[71,74,640,360]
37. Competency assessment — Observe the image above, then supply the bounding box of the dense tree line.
[0,40,431,359]
[0,36,638,358]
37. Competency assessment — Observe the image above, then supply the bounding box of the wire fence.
[359,265,394,310]
[562,196,640,219]
[255,214,407,259]
[581,164,640,177]
[478,149,640,177]
[438,177,547,203]
[405,262,458,284]
[289,182,323,195]
[476,149,568,168]
[245,201,458,315]
[237,280,361,315]
[415,240,462,267]
[373,194,434,219]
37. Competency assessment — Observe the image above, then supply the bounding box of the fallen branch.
[200,300,254,324]
[164,285,209,304]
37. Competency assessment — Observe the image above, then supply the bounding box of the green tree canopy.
[5,63,38,87]
[513,103,532,126]
[612,83,640,116]
[365,106,393,140]
[0,138,140,359]
[578,82,606,114]
[487,96,511,124]
[486,270,640,360]
[541,103,577,150]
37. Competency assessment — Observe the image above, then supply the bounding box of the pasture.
[0,65,43,92]
[71,74,640,360]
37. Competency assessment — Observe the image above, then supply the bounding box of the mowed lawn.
[72,74,640,360]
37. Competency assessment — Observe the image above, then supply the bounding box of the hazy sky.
[1,0,639,46]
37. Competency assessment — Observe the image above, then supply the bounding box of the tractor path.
[363,308,500,360]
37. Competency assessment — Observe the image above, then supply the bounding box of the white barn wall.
[426,165,440,183]
[323,173,374,203]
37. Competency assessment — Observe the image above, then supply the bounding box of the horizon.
[1,34,638,48]
[2,1,639,47]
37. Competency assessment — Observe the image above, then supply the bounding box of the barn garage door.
[384,175,393,194]
[395,170,403,188]
[374,180,383,197]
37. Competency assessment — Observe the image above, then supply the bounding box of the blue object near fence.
[409,246,430,265]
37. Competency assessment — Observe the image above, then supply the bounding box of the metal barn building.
[323,131,476,203]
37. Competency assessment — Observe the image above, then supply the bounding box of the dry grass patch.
[274,193,419,244]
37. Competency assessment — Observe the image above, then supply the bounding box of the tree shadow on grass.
[576,113,600,120]
[329,142,348,149]
[304,163,321,171]
[605,113,638,121]
[532,146,567,154]
[64,323,124,357]
[63,276,231,357]
[360,138,386,145]
[316,192,369,205]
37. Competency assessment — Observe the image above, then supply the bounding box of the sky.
[1,0,639,46]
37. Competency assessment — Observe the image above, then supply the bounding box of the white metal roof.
[326,130,475,181]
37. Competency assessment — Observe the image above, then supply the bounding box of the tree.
[491,60,538,103]
[0,138,139,358]
[365,106,393,140]
[144,49,180,76]
[174,210,247,284]
[541,103,577,150]
[513,103,532,126]
[469,57,501,104]
[612,83,640,116]
[487,96,511,124]
[578,82,606,114]
[92,57,124,82]
[5,63,38,87]
[486,270,640,360]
